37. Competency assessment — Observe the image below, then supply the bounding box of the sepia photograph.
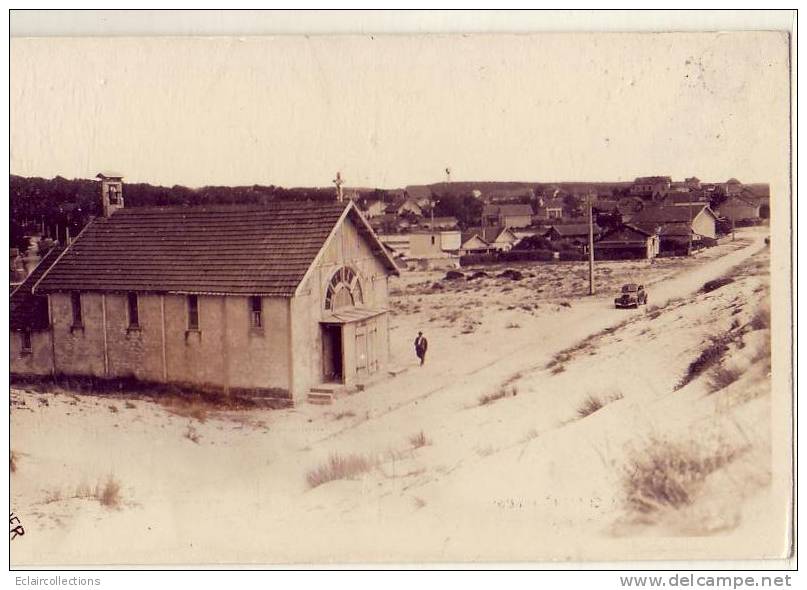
[6,10,795,571]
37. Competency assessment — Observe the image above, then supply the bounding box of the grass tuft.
[678,334,732,390]
[97,475,122,508]
[577,395,605,418]
[708,365,744,393]
[622,437,743,513]
[306,453,379,488]
[408,430,430,449]
[701,277,734,293]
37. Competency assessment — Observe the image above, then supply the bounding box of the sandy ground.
[11,227,784,566]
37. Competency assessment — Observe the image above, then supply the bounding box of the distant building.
[385,197,424,217]
[419,216,459,231]
[629,176,672,200]
[481,204,534,228]
[663,192,711,207]
[408,231,461,269]
[459,232,494,255]
[544,223,601,247]
[461,226,519,253]
[721,178,744,196]
[631,204,718,254]
[359,198,387,218]
[484,187,535,203]
[596,225,659,260]
[685,176,702,190]
[534,197,565,221]
[715,195,762,223]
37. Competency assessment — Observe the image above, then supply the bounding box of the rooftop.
[35,201,397,297]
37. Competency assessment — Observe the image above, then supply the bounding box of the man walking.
[414,331,428,366]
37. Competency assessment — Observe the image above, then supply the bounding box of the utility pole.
[333,172,344,203]
[588,192,595,295]
[688,189,693,255]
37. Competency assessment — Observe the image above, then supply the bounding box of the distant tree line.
[9,175,338,253]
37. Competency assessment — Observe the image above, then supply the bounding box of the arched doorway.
[321,266,364,383]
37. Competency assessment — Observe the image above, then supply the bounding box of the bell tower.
[96,172,124,217]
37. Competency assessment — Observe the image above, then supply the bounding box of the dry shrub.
[749,306,771,331]
[333,411,356,421]
[478,390,506,406]
[306,453,379,488]
[577,392,623,418]
[98,475,122,508]
[678,334,732,389]
[577,395,605,418]
[701,277,734,293]
[124,401,136,409]
[505,322,521,329]
[478,385,517,406]
[550,364,566,375]
[622,437,743,513]
[408,430,430,449]
[708,365,744,393]
[108,405,119,414]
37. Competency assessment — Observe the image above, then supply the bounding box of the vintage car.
[614,283,648,308]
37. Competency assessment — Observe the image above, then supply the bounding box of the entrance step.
[307,391,334,405]
[308,383,355,405]
[388,365,409,377]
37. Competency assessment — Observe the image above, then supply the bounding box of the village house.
[408,230,462,268]
[631,204,718,254]
[663,191,712,207]
[419,216,459,231]
[481,203,534,228]
[715,194,762,224]
[385,196,424,217]
[544,223,601,247]
[595,224,660,260]
[403,185,436,210]
[459,232,494,255]
[358,196,387,218]
[483,187,535,203]
[720,178,744,196]
[534,197,565,221]
[460,226,519,253]
[10,175,400,405]
[685,176,702,190]
[629,176,672,200]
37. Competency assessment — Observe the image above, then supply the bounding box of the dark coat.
[414,336,428,356]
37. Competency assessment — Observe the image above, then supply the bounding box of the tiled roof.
[598,224,654,243]
[548,223,601,237]
[634,176,672,183]
[10,246,64,330]
[35,201,397,297]
[464,226,509,243]
[631,204,713,224]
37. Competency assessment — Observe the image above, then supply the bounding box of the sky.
[10,32,790,189]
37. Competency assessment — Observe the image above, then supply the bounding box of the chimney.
[96,172,124,217]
